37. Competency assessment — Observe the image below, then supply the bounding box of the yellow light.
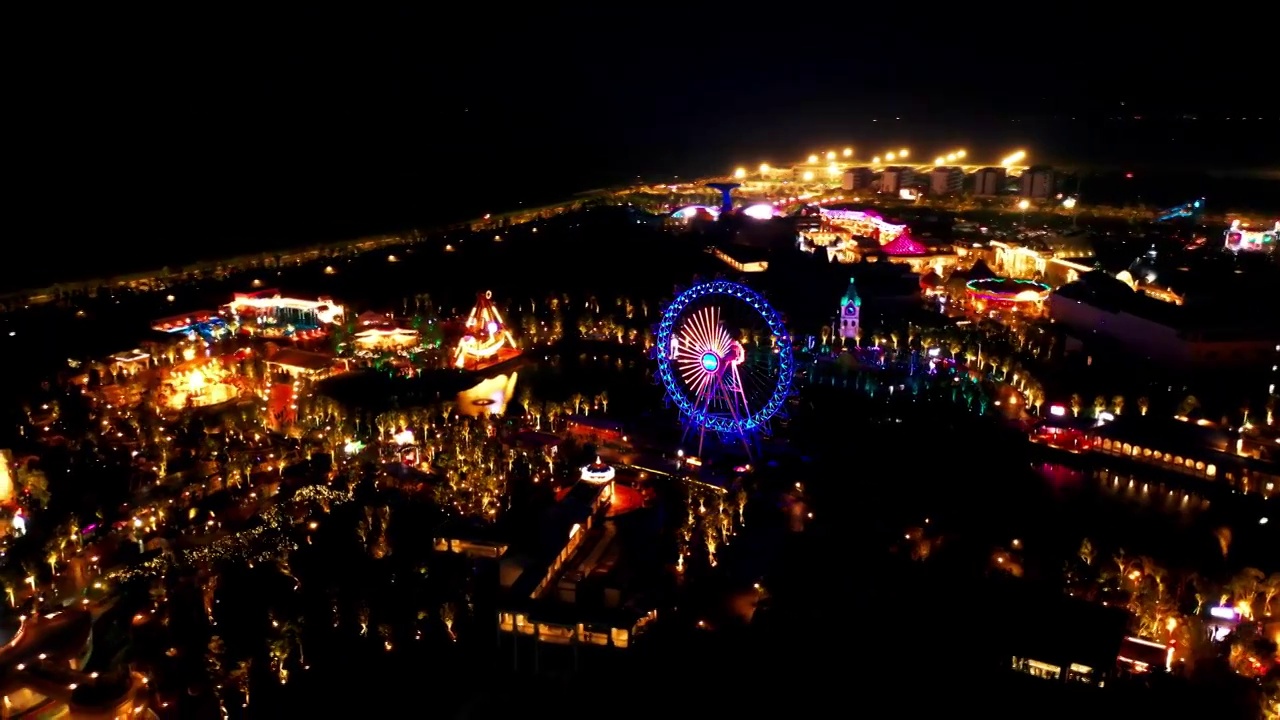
[825,151,836,161]
[885,152,896,162]
[934,157,945,166]
[807,154,819,164]
[1018,199,1031,210]
[946,153,957,162]
[871,156,881,164]
[733,167,746,179]
[956,150,966,159]
[842,147,853,157]
[898,149,909,158]
[759,163,770,173]
[802,170,815,181]
[827,163,841,176]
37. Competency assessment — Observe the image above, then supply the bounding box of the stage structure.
[655,280,793,459]
[454,291,519,369]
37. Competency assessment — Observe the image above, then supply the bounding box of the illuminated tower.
[838,278,861,344]
[705,182,740,216]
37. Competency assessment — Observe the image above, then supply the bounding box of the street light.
[802,171,815,181]
[1018,199,1031,210]
[827,163,841,177]
[807,154,819,164]
[733,167,746,180]
[934,157,945,166]
[885,152,897,162]
[898,149,909,158]
[1061,197,1077,210]
[842,147,853,157]
[826,151,837,161]
[871,156,881,164]
[759,163,770,174]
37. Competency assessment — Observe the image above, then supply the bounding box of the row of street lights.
[729,148,1030,182]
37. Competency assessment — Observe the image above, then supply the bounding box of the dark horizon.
[8,9,1278,287]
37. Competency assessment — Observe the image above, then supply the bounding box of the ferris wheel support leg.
[714,377,755,462]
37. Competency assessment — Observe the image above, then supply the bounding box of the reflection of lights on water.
[456,372,518,417]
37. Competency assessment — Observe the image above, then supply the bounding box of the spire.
[841,277,861,308]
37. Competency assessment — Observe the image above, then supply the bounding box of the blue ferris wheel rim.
[655,280,794,434]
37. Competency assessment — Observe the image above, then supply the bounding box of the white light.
[742,204,776,220]
[1261,517,1270,525]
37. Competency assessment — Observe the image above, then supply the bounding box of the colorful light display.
[1224,220,1278,253]
[579,457,616,484]
[225,292,345,325]
[820,209,906,244]
[655,280,793,457]
[880,233,928,256]
[741,204,777,220]
[965,278,1051,304]
[453,291,518,369]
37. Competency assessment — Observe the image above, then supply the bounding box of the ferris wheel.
[655,280,794,458]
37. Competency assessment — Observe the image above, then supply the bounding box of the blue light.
[701,352,720,372]
[655,280,793,437]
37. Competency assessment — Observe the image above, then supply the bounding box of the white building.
[1020,167,1056,199]
[929,167,964,196]
[973,167,1006,196]
[879,167,912,194]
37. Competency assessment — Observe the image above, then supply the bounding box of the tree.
[1111,395,1125,415]
[1177,395,1200,418]
[1093,395,1107,418]
[1069,393,1083,417]
[14,466,50,508]
[1137,396,1150,416]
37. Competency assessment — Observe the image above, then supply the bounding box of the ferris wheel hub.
[700,352,720,372]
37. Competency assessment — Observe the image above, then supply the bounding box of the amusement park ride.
[655,280,794,460]
[454,291,520,369]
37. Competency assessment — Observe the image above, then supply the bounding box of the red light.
[1125,172,1134,179]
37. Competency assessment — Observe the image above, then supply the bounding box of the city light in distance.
[825,150,836,161]
[807,154,819,164]
[758,163,770,173]
[802,170,815,181]
[733,167,746,179]
[1001,150,1027,167]
[898,148,909,158]
[872,156,881,164]
[842,147,853,157]
[885,152,896,161]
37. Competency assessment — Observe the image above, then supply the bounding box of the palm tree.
[1137,396,1150,416]
[1260,572,1280,617]
[1070,393,1083,417]
[1111,395,1125,415]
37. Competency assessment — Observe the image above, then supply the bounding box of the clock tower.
[838,277,861,344]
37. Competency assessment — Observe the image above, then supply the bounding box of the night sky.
[9,9,1276,283]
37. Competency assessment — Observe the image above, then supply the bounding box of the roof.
[1000,584,1129,668]
[267,349,337,372]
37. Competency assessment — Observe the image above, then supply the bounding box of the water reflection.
[455,372,517,417]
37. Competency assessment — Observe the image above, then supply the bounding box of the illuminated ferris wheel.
[656,280,793,458]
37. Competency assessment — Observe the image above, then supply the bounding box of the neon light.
[742,204,776,220]
[880,233,928,256]
[965,278,1051,304]
[580,457,616,484]
[701,352,720,372]
[820,209,907,244]
[1209,606,1238,620]
[655,280,793,437]
[454,291,518,368]
[226,295,345,324]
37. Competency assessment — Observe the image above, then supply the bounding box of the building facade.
[1020,166,1056,198]
[929,167,964,196]
[973,167,1007,196]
